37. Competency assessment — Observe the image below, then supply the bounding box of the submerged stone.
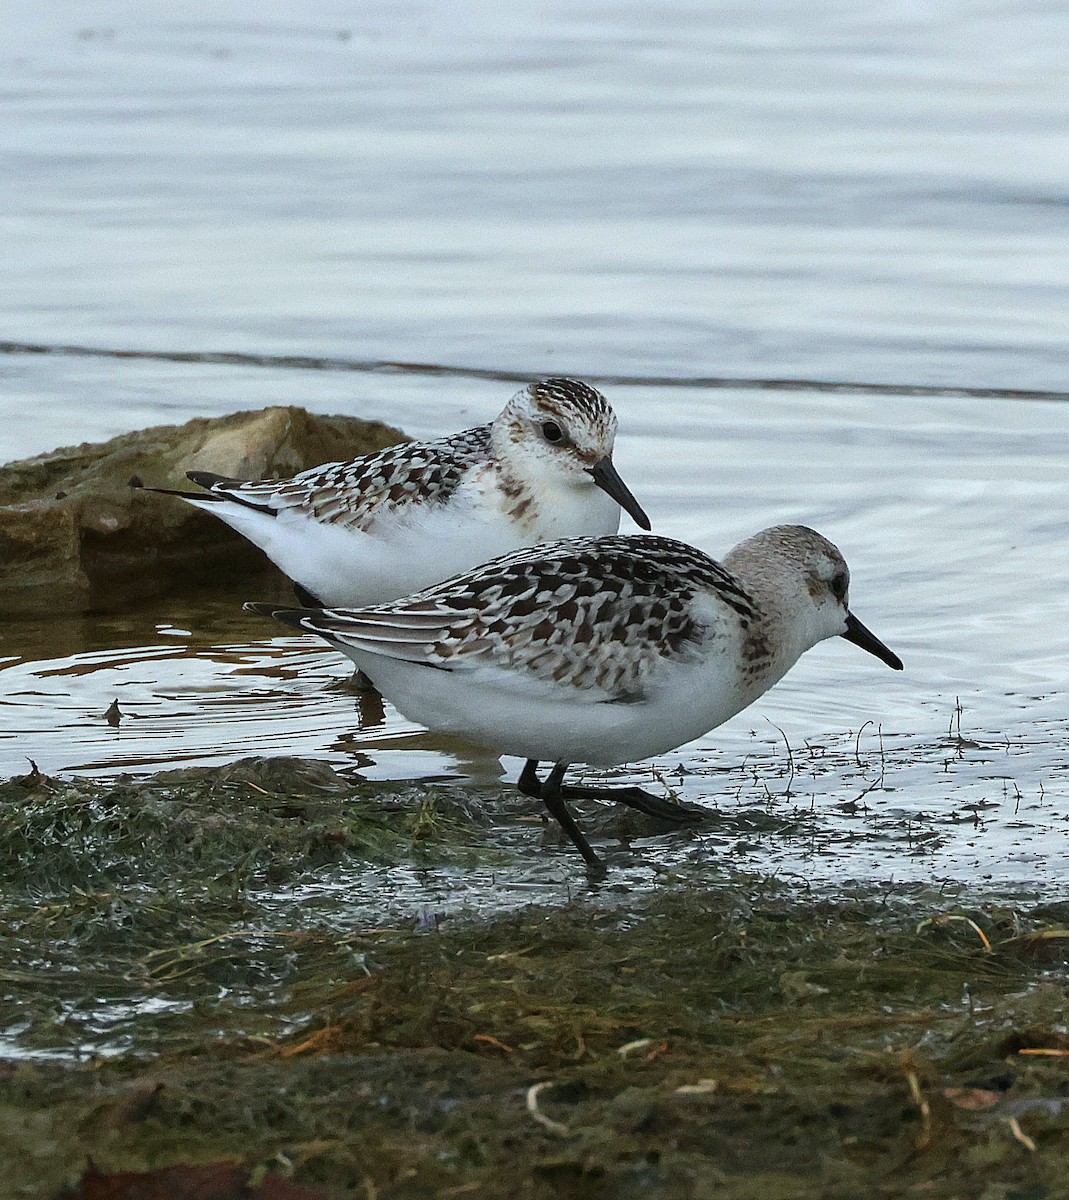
[0,406,406,614]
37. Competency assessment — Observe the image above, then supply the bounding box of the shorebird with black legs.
[144,378,649,609]
[247,526,902,871]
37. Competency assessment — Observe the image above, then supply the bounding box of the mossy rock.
[0,407,406,614]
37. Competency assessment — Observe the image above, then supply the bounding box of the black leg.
[289,584,377,690]
[514,761,703,869]
[355,688,386,727]
[517,759,543,798]
[516,760,605,871]
[540,763,606,872]
[558,781,703,824]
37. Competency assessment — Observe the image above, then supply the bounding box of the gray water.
[2,1,1069,892]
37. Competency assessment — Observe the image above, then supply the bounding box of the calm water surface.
[2,2,1069,892]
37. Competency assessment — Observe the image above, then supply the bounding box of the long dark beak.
[588,457,651,530]
[841,612,903,671]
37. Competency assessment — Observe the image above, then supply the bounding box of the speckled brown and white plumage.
[174,378,648,608]
[247,526,902,768]
[307,535,758,699]
[218,424,495,534]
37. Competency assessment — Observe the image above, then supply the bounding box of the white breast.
[201,463,624,607]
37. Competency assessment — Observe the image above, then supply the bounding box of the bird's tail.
[131,479,224,503]
[132,473,276,515]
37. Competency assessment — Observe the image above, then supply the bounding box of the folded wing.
[248,535,754,701]
[191,425,492,532]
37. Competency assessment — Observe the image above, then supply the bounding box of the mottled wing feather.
[298,536,759,700]
[202,425,492,531]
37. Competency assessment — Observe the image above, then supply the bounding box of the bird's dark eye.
[830,573,849,601]
[541,421,564,444]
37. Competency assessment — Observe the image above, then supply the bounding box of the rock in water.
[0,406,406,614]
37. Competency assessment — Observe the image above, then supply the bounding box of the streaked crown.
[492,377,619,474]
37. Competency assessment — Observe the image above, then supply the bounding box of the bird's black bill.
[841,612,903,671]
[588,457,651,530]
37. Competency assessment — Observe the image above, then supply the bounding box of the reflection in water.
[353,687,386,729]
[0,631,412,777]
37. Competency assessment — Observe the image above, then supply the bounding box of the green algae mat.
[1,758,1068,1199]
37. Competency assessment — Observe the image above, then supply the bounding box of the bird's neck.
[720,544,820,684]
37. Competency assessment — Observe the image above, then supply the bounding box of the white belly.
[343,644,781,768]
[194,477,623,606]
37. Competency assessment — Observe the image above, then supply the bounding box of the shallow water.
[3,3,1069,893]
[4,383,1069,891]
[5,0,1069,420]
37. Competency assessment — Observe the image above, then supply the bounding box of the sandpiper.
[149,378,649,608]
[247,526,903,870]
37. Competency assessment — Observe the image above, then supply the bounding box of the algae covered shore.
[1,757,1069,1199]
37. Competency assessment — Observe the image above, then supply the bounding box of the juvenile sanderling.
[147,378,650,608]
[246,526,903,870]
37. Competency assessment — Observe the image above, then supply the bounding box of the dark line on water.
[2,339,1066,402]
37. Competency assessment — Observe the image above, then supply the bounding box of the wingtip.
[133,482,222,502]
[183,470,277,515]
[244,601,318,632]
[187,469,241,489]
[244,601,302,616]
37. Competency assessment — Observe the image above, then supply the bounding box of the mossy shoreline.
[1,758,1067,1199]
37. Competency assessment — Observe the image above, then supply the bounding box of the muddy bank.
[0,407,405,615]
[1,758,1068,1198]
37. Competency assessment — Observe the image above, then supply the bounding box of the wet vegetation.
[2,758,1069,1198]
